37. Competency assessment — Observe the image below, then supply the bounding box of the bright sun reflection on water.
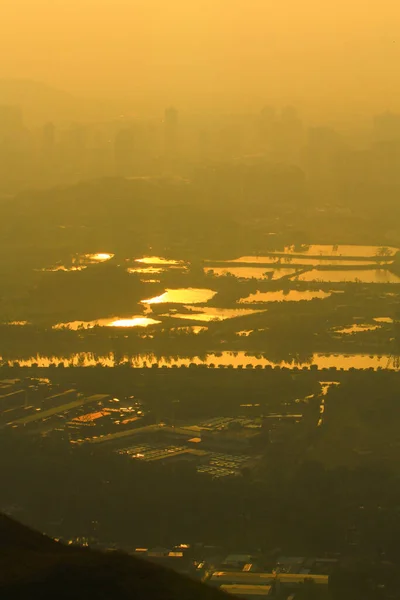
[275,245,398,257]
[108,318,160,328]
[127,266,164,274]
[136,256,182,265]
[240,290,331,303]
[84,253,114,262]
[166,307,263,322]
[5,352,398,370]
[40,266,87,272]
[54,317,161,330]
[374,317,394,323]
[205,266,297,280]
[335,324,380,335]
[296,269,400,284]
[142,288,216,304]
[225,256,388,267]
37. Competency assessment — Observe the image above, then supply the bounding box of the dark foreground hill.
[0,514,223,600]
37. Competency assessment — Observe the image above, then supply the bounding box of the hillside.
[0,514,223,600]
[0,79,112,125]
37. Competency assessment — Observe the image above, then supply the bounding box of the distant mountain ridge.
[0,514,223,599]
[0,79,112,125]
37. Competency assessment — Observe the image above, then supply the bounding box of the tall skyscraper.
[114,128,135,176]
[266,106,303,165]
[305,127,346,196]
[63,124,87,177]
[42,122,56,158]
[0,105,31,189]
[0,105,23,139]
[374,112,400,143]
[259,105,276,153]
[373,112,400,185]
[164,107,179,161]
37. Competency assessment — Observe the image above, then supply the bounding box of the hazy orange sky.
[1,0,400,115]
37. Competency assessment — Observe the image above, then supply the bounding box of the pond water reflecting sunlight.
[273,245,398,258]
[295,269,400,284]
[4,352,396,371]
[84,253,114,262]
[127,266,164,275]
[39,265,87,272]
[374,317,394,323]
[224,256,388,266]
[335,324,381,335]
[142,288,216,304]
[166,307,263,322]
[205,266,297,280]
[239,290,331,303]
[136,256,183,266]
[54,317,161,330]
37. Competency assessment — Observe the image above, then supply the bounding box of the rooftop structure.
[42,389,78,406]
[209,571,328,587]
[224,555,254,567]
[220,585,272,599]
[209,572,274,587]
[0,390,25,410]
[9,394,110,426]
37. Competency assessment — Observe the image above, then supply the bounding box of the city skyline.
[2,0,400,119]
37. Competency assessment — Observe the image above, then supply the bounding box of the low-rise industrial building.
[220,584,272,599]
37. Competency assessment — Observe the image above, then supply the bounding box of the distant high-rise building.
[258,106,303,164]
[374,112,400,142]
[62,124,87,177]
[197,128,210,161]
[372,113,400,185]
[164,107,179,161]
[0,105,23,139]
[260,105,276,123]
[259,106,276,154]
[305,127,346,195]
[42,122,56,157]
[114,128,135,176]
[373,140,400,186]
[276,106,303,165]
[0,105,32,189]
